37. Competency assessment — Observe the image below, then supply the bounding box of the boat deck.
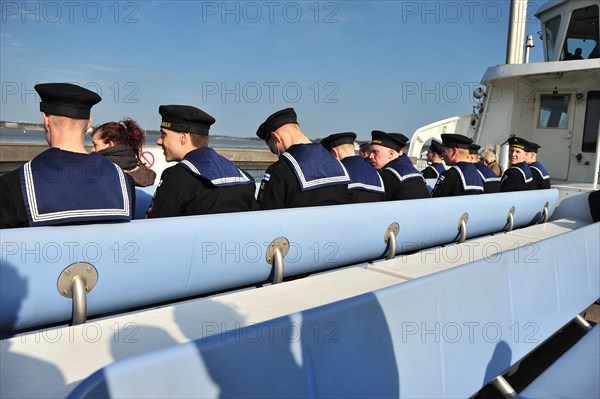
[1,216,593,398]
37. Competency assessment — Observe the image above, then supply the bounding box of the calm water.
[0,128,269,150]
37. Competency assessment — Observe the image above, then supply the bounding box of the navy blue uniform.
[422,162,446,179]
[529,161,551,189]
[0,149,135,228]
[146,147,257,218]
[258,143,349,209]
[501,162,533,192]
[432,162,484,197]
[380,154,430,200]
[341,156,385,203]
[474,162,501,193]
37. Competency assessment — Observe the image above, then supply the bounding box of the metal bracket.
[574,314,592,331]
[491,376,517,399]
[505,207,515,232]
[457,213,469,244]
[266,237,289,284]
[540,201,549,224]
[384,223,399,260]
[57,262,98,326]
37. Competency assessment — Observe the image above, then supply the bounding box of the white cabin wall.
[477,80,517,147]
[509,78,537,141]
[566,73,600,183]
[529,71,599,182]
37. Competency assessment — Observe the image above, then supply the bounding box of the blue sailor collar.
[20,148,132,227]
[509,162,533,183]
[282,143,350,192]
[424,162,446,178]
[384,154,424,183]
[452,162,484,192]
[530,162,550,179]
[474,162,501,183]
[431,162,446,175]
[179,147,253,187]
[341,156,385,193]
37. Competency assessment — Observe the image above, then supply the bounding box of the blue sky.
[1,0,550,140]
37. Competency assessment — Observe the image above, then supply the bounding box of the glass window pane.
[539,95,570,128]
[545,16,561,61]
[582,92,600,153]
[562,5,599,60]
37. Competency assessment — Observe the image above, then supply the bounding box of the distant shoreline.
[0,123,264,141]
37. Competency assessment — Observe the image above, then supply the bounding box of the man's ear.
[86,118,92,132]
[271,131,281,143]
[331,147,340,160]
[42,112,51,130]
[180,132,189,145]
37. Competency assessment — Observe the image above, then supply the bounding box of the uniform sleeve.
[422,167,437,179]
[125,173,136,218]
[431,170,456,198]
[146,168,187,218]
[500,169,520,192]
[258,162,289,210]
[378,170,397,201]
[0,170,28,229]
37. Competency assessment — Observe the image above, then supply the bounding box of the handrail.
[384,223,399,260]
[266,237,289,284]
[56,263,98,326]
[457,213,469,244]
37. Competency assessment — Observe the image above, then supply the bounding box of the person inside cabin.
[470,143,501,194]
[526,142,551,189]
[91,118,156,187]
[320,132,385,203]
[369,130,430,200]
[500,136,534,192]
[421,139,446,179]
[480,146,503,177]
[359,142,371,160]
[573,47,584,60]
[255,108,349,209]
[431,134,484,197]
[0,83,135,229]
[146,105,258,218]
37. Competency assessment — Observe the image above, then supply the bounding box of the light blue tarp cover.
[1,189,558,332]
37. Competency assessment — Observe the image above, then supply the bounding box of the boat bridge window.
[538,95,570,129]
[561,5,599,61]
[582,91,600,153]
[545,16,561,61]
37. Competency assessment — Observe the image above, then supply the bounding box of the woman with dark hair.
[91,118,157,187]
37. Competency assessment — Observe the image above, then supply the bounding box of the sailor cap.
[320,132,357,151]
[159,105,216,135]
[507,136,532,151]
[429,139,443,155]
[35,83,101,119]
[256,108,298,143]
[371,130,406,152]
[441,134,473,149]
